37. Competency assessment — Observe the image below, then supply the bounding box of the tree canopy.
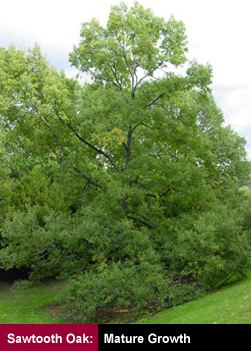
[0,2,250,322]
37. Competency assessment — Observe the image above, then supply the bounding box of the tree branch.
[124,126,132,170]
[144,92,165,109]
[126,210,160,233]
[32,103,65,159]
[126,215,156,230]
[31,103,104,189]
[72,166,102,189]
[108,62,131,104]
[133,60,164,95]
[145,188,171,198]
[54,104,121,173]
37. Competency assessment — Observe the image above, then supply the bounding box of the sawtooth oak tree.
[0,2,250,322]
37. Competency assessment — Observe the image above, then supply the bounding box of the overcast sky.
[1,0,251,158]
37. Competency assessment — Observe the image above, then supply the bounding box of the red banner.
[0,324,98,350]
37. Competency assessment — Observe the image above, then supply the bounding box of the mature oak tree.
[0,2,250,321]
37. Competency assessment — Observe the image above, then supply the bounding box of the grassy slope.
[0,282,65,324]
[1,274,251,324]
[138,274,251,324]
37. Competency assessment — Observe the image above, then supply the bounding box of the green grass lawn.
[1,274,251,324]
[138,274,251,324]
[0,281,65,324]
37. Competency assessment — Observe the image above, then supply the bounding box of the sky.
[1,0,251,158]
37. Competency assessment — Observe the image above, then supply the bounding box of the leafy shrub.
[0,207,92,280]
[64,259,208,323]
[11,279,34,291]
[64,261,168,323]
[166,204,251,287]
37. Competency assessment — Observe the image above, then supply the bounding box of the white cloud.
[245,148,251,160]
[222,88,251,132]
[213,84,251,159]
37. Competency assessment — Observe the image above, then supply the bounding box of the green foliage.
[138,273,251,324]
[0,126,12,223]
[64,261,167,323]
[0,209,92,280]
[70,1,187,86]
[167,204,251,287]
[64,260,206,323]
[0,2,251,323]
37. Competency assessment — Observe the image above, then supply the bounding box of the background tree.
[0,125,12,223]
